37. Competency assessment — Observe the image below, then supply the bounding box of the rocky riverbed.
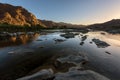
[17,54,109,80]
[0,30,120,80]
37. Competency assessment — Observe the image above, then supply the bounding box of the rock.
[92,39,110,48]
[80,42,84,46]
[53,54,88,71]
[105,51,111,55]
[54,59,75,71]
[89,42,93,44]
[16,32,25,36]
[8,48,34,54]
[17,69,54,80]
[56,54,88,66]
[36,39,43,41]
[81,35,87,41]
[8,51,15,54]
[60,32,78,39]
[107,29,120,34]
[27,32,35,35]
[0,3,46,27]
[54,39,66,44]
[54,69,110,80]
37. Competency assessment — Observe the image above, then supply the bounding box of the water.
[0,30,120,80]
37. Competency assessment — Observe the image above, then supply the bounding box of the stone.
[54,69,110,80]
[56,54,88,66]
[17,69,54,80]
[81,35,87,41]
[92,39,110,48]
[60,32,77,39]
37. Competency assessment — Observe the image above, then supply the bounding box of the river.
[0,30,120,80]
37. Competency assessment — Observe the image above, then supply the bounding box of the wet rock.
[92,39,110,48]
[105,51,111,55]
[54,54,88,72]
[80,42,84,46]
[56,54,88,66]
[54,39,66,44]
[16,32,25,36]
[73,29,89,33]
[8,49,34,54]
[27,32,35,35]
[80,29,89,33]
[54,59,75,71]
[81,35,87,41]
[54,69,110,80]
[8,51,15,54]
[0,32,11,40]
[17,69,54,80]
[60,32,78,39]
[107,30,120,34]
[89,42,93,44]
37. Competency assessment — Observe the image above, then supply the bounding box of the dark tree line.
[0,23,45,32]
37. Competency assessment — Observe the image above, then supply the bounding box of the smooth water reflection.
[0,33,39,48]
[0,30,120,80]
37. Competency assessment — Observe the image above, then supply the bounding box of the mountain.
[88,19,120,30]
[41,20,85,28]
[0,3,45,27]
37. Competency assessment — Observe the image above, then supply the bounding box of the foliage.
[0,24,46,32]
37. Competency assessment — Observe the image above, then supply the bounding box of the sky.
[0,0,120,25]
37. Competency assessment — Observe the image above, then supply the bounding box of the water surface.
[0,30,120,80]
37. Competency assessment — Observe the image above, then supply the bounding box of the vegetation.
[0,23,46,32]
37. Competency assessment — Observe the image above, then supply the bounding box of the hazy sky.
[0,0,120,24]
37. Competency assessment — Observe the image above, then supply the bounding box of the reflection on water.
[87,31,120,47]
[0,33,39,48]
[0,30,120,80]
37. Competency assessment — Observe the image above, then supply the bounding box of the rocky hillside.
[41,20,85,28]
[0,3,45,27]
[88,19,120,30]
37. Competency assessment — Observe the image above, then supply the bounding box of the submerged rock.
[54,53,88,72]
[81,35,87,41]
[89,42,93,44]
[17,69,54,80]
[92,39,110,48]
[105,51,111,55]
[60,32,78,39]
[36,39,43,41]
[54,39,66,44]
[57,54,88,66]
[54,39,66,42]
[8,48,34,54]
[80,42,84,46]
[54,69,110,80]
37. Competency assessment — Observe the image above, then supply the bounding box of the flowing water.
[0,30,120,80]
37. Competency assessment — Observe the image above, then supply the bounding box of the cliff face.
[0,3,45,27]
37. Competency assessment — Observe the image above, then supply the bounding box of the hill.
[0,3,45,27]
[41,20,85,29]
[88,19,120,31]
